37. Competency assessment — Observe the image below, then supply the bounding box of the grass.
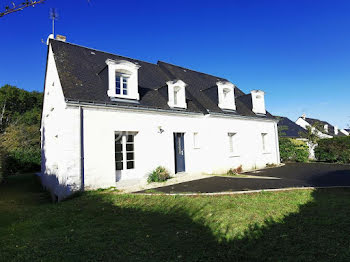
[1,174,350,261]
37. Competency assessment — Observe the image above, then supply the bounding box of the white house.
[296,114,349,138]
[40,37,280,200]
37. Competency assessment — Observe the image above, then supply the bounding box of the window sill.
[108,90,139,101]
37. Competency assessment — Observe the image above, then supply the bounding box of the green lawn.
[1,174,350,261]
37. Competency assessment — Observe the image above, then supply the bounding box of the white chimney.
[251,90,266,115]
[302,114,306,120]
[334,126,338,135]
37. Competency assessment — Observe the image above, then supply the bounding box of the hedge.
[0,148,40,179]
[279,138,309,163]
[315,136,350,163]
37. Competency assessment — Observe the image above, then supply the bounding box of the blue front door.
[174,133,185,173]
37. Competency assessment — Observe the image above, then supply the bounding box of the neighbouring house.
[40,36,280,200]
[295,114,347,138]
[276,116,306,138]
[276,116,316,159]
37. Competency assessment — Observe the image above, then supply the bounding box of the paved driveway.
[139,163,350,194]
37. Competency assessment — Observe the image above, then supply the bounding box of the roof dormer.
[106,59,140,100]
[217,81,236,111]
[167,80,187,109]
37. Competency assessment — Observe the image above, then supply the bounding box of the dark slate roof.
[50,39,275,119]
[304,117,345,137]
[276,116,306,138]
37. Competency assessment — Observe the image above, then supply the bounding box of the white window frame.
[116,73,130,96]
[228,132,239,157]
[261,132,270,153]
[115,132,136,172]
[193,132,200,149]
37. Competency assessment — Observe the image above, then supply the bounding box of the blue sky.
[1,0,349,128]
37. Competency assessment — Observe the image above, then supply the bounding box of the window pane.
[115,133,123,143]
[228,133,235,153]
[116,161,123,170]
[127,152,134,161]
[174,90,178,105]
[116,76,121,94]
[127,161,134,169]
[127,135,134,142]
[193,132,199,148]
[126,143,134,151]
[115,143,122,152]
[123,77,128,95]
[115,153,123,162]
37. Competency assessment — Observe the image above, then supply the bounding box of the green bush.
[279,138,309,163]
[0,148,40,177]
[315,136,350,163]
[147,166,171,183]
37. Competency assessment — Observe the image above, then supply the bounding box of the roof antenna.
[50,8,58,38]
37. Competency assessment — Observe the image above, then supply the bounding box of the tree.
[0,0,46,18]
[0,85,42,181]
[0,85,42,132]
[299,122,324,145]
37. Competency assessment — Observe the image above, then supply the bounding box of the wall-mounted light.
[158,126,164,134]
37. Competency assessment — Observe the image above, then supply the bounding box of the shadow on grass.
[1,174,350,261]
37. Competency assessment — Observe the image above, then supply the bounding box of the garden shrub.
[279,138,309,163]
[227,165,243,176]
[0,148,40,178]
[315,136,350,163]
[147,166,171,183]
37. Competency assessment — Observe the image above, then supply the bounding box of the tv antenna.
[50,8,58,37]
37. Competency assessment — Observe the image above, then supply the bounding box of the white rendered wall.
[40,45,81,200]
[77,106,280,189]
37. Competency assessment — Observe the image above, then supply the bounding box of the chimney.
[334,126,338,135]
[251,90,266,115]
[302,114,306,120]
[56,34,66,42]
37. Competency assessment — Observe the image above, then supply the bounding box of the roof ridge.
[157,60,228,81]
[50,39,159,67]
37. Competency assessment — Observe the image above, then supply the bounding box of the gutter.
[273,122,281,164]
[79,106,85,191]
[66,99,278,122]
[66,99,204,117]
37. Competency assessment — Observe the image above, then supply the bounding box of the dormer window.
[106,59,140,100]
[167,80,187,109]
[217,81,236,110]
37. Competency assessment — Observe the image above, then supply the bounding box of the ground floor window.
[115,132,136,171]
[228,132,237,155]
[261,133,268,152]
